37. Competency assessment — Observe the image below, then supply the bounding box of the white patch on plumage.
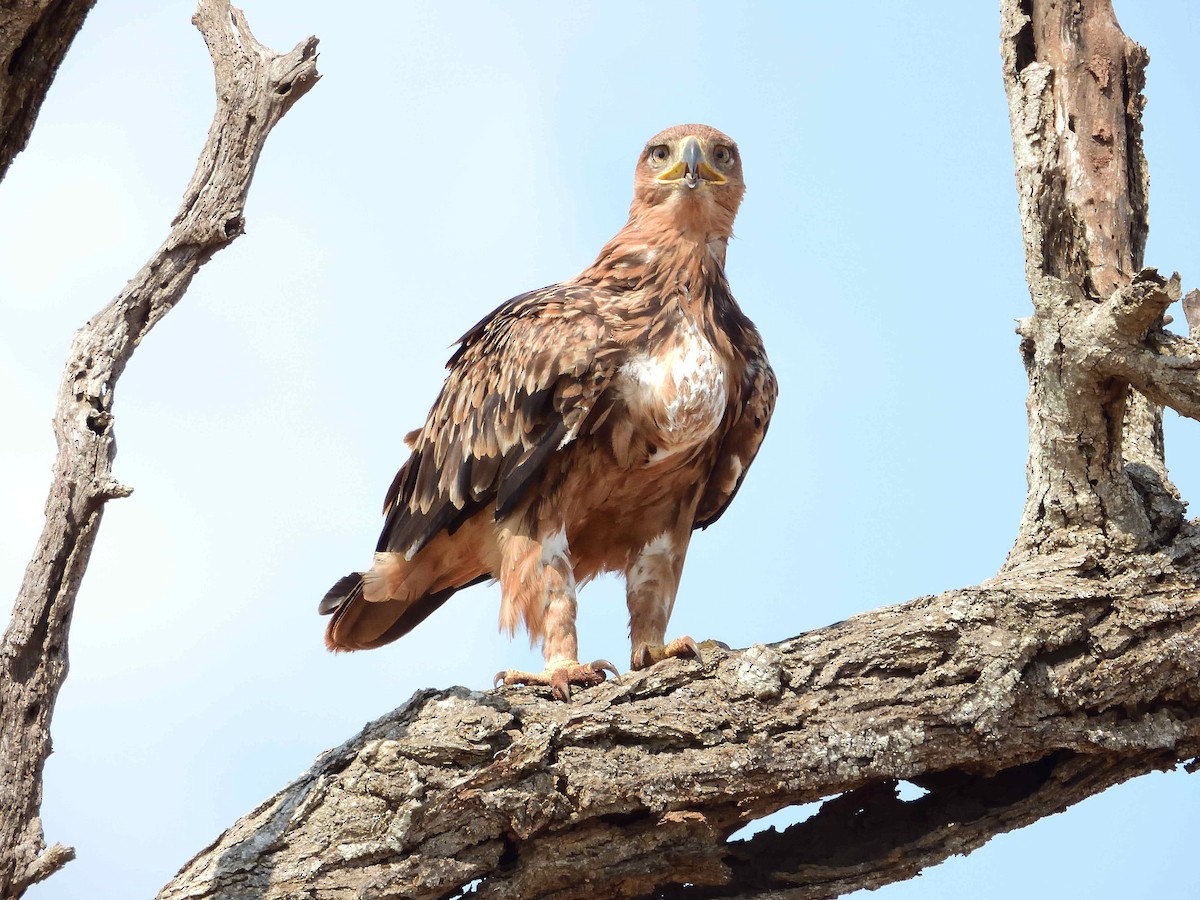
[729,455,744,481]
[627,532,674,593]
[664,321,726,431]
[619,315,727,460]
[540,526,577,591]
[541,526,570,564]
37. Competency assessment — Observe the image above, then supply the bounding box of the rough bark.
[0,0,97,184]
[1000,0,1190,563]
[0,3,319,896]
[154,1,1200,898]
[157,542,1200,900]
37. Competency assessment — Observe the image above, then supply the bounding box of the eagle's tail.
[320,557,488,652]
[319,573,364,617]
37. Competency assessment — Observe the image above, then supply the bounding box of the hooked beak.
[681,137,703,189]
[657,136,726,189]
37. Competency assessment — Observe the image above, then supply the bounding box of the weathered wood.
[1000,0,1200,565]
[0,3,318,895]
[1000,0,1187,563]
[0,0,97,184]
[157,542,1200,900]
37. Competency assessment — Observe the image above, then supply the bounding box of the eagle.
[320,124,776,700]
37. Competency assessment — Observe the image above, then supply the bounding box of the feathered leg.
[625,529,702,670]
[494,525,616,700]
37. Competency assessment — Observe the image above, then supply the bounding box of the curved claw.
[592,659,620,680]
[669,636,703,665]
[631,635,706,671]
[550,669,573,702]
[631,644,651,671]
[494,659,618,701]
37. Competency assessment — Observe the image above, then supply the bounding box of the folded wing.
[695,348,777,530]
[378,284,625,559]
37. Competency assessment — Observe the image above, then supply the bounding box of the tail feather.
[319,573,363,616]
[323,513,493,652]
[320,570,489,652]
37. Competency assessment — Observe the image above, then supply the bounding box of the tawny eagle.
[321,124,776,699]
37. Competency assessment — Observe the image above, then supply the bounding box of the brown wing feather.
[377,284,624,558]
[695,347,777,529]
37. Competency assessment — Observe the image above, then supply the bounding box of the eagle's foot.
[494,659,619,701]
[631,635,707,670]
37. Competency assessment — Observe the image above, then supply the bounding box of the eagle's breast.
[616,312,728,460]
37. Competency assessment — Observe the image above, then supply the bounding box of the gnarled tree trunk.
[153,2,1200,898]
[1002,0,1180,563]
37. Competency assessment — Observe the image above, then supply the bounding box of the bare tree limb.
[1111,337,1200,423]
[0,0,97,184]
[156,543,1200,900]
[0,3,318,895]
[1089,269,1180,345]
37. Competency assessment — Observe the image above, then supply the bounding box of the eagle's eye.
[648,145,670,166]
[714,145,735,167]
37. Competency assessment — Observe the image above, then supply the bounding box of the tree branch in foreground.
[0,0,98,183]
[158,542,1200,900]
[0,3,318,895]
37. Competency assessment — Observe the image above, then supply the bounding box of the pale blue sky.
[2,2,1198,897]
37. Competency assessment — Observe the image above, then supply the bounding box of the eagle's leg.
[625,530,701,671]
[494,526,616,700]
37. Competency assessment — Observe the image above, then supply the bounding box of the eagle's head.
[630,124,745,243]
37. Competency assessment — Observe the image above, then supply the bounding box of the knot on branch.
[270,35,321,116]
[94,478,133,500]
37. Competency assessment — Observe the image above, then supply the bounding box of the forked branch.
[999,0,1193,562]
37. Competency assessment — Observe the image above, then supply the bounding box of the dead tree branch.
[0,3,318,895]
[157,545,1200,900]
[1000,0,1196,563]
[0,0,97,183]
